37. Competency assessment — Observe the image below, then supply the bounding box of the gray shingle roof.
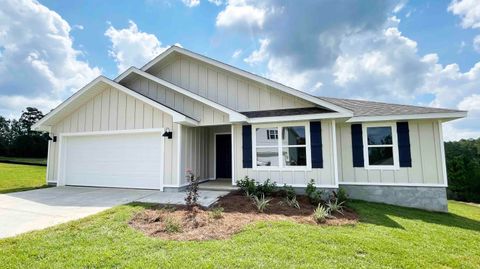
[241,107,332,118]
[317,96,464,117]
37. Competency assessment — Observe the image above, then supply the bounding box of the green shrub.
[305,179,324,205]
[236,176,257,196]
[164,218,182,233]
[253,194,271,213]
[334,187,349,204]
[282,184,296,199]
[209,207,224,219]
[256,179,277,196]
[313,204,330,224]
[327,199,345,215]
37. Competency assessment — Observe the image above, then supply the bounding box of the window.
[253,123,310,169]
[266,129,278,140]
[362,123,399,169]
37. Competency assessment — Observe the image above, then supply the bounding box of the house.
[32,46,467,212]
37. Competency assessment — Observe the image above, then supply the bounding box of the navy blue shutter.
[351,124,364,167]
[310,121,323,168]
[242,125,252,168]
[396,122,412,167]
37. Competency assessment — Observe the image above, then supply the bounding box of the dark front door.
[216,134,232,178]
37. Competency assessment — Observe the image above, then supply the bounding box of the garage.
[59,131,164,190]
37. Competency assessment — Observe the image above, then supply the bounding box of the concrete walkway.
[0,186,228,239]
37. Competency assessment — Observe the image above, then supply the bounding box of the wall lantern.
[162,128,172,139]
[48,135,57,142]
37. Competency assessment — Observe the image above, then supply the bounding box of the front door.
[216,134,232,178]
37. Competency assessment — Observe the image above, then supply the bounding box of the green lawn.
[0,163,47,193]
[0,201,479,268]
[0,156,47,165]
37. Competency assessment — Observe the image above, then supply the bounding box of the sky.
[0,0,479,141]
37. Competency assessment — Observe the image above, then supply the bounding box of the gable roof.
[117,67,247,122]
[137,46,353,116]
[32,76,198,132]
[318,97,467,122]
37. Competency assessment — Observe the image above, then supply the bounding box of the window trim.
[362,122,400,170]
[252,122,312,171]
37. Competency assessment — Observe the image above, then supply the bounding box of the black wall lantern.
[162,128,172,139]
[48,135,57,142]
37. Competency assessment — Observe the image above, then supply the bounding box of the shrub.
[305,179,324,205]
[185,170,199,209]
[334,187,349,204]
[256,179,277,196]
[253,194,271,213]
[327,199,345,215]
[164,218,182,233]
[236,176,257,196]
[284,196,300,209]
[282,184,296,200]
[313,204,331,224]
[209,207,224,219]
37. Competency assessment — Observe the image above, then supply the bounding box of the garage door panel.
[63,132,163,189]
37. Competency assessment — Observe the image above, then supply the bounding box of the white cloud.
[232,49,242,58]
[105,20,169,73]
[0,0,101,118]
[473,35,480,52]
[208,0,223,6]
[182,0,200,7]
[448,0,480,29]
[216,0,266,29]
[215,0,480,140]
[244,38,270,65]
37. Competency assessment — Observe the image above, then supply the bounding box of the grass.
[0,200,479,268]
[0,156,47,166]
[0,163,47,194]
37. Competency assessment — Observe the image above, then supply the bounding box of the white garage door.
[62,131,163,189]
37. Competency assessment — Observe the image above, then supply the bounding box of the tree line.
[445,138,480,203]
[0,107,48,158]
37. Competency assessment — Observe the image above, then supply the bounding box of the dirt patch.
[129,191,358,241]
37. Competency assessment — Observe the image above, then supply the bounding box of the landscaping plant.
[185,169,200,227]
[164,217,182,233]
[209,207,224,219]
[282,184,296,200]
[306,179,324,205]
[284,196,300,209]
[253,194,271,213]
[334,187,348,204]
[313,204,331,223]
[256,179,277,196]
[236,176,257,196]
[327,199,345,215]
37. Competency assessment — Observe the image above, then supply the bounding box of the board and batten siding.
[152,55,314,112]
[178,125,211,186]
[46,86,180,186]
[232,120,336,187]
[336,120,445,185]
[123,77,229,125]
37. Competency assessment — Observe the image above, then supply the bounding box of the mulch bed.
[129,191,358,241]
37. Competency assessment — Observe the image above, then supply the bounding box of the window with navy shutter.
[396,122,412,167]
[351,124,364,167]
[242,125,252,168]
[310,121,323,168]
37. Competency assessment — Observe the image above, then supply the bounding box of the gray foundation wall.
[340,185,448,212]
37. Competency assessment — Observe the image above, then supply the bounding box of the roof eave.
[346,111,468,123]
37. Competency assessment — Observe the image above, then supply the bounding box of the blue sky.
[0,0,479,140]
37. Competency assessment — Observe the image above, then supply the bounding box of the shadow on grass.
[350,200,480,232]
[0,185,51,194]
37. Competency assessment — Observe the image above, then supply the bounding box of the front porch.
[199,178,238,191]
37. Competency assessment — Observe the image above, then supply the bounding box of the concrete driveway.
[0,186,229,239]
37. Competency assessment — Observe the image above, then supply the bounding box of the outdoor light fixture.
[162,128,172,139]
[48,135,57,142]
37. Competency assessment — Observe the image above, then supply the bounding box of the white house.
[33,46,467,212]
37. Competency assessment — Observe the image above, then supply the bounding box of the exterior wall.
[178,126,211,186]
[152,54,314,112]
[46,86,179,186]
[232,120,336,187]
[340,185,448,212]
[336,120,446,185]
[123,77,229,125]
